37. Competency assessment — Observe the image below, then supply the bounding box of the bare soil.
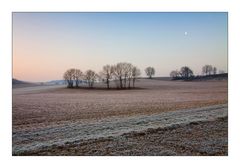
[12,79,228,155]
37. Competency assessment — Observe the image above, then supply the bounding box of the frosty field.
[12,79,228,155]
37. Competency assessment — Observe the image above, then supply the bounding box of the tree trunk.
[124,75,127,88]
[119,77,122,88]
[128,78,131,88]
[76,80,78,87]
[107,78,109,89]
[88,81,91,87]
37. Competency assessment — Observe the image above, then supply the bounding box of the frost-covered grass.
[13,104,227,155]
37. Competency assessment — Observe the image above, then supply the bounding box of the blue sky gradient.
[13,12,227,82]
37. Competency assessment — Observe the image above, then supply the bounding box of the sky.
[13,12,228,82]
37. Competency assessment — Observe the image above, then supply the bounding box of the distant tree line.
[64,63,225,87]
[63,62,141,89]
[202,65,217,76]
[170,65,225,80]
[170,66,194,80]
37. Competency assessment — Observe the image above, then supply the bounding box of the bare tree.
[170,70,179,79]
[127,66,133,88]
[112,63,124,88]
[145,67,155,79]
[208,66,213,75]
[180,66,193,80]
[132,66,141,88]
[202,65,213,76]
[63,62,142,89]
[63,68,75,88]
[100,65,114,89]
[213,67,217,75]
[63,71,71,87]
[74,69,83,87]
[84,70,97,88]
[122,63,133,88]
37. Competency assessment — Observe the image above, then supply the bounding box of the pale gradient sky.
[13,12,227,82]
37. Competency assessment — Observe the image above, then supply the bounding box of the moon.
[184,31,188,35]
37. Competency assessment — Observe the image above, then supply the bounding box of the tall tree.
[63,68,75,88]
[100,65,114,89]
[170,70,179,79]
[112,63,124,88]
[180,66,194,80]
[74,69,83,87]
[84,70,97,88]
[213,67,217,75]
[132,66,141,88]
[122,63,133,88]
[202,65,213,76]
[145,67,155,79]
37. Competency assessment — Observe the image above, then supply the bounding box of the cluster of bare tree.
[63,62,141,89]
[63,68,98,88]
[63,69,82,88]
[85,70,98,88]
[170,65,223,80]
[100,62,141,89]
[202,65,217,76]
[170,66,194,80]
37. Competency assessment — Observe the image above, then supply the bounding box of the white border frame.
[1,0,240,168]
